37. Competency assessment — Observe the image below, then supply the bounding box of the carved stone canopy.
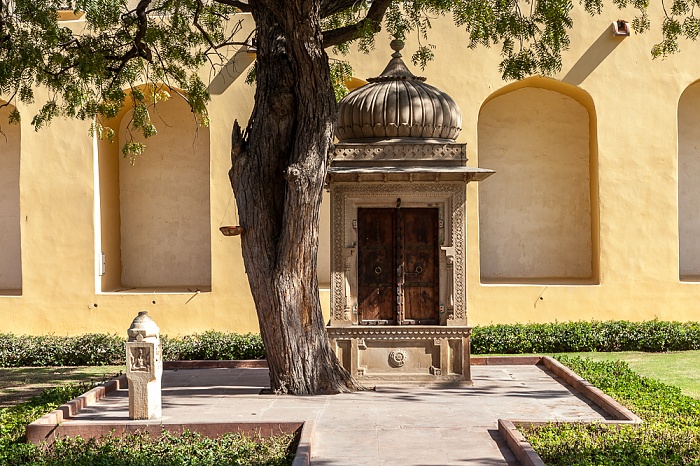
[336,40,462,142]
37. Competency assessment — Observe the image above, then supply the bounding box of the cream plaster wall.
[0,104,21,292]
[678,82,700,279]
[478,87,592,280]
[3,6,700,335]
[118,96,211,288]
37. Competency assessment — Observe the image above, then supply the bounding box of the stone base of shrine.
[327,325,471,383]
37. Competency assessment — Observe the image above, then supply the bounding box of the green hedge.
[160,332,265,361]
[470,320,700,354]
[0,331,265,367]
[524,356,700,465]
[2,320,699,367]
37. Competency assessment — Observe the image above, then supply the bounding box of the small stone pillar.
[125,311,162,420]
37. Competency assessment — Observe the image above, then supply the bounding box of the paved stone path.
[72,365,609,465]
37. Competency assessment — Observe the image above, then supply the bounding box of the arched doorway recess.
[478,78,598,283]
[97,86,211,292]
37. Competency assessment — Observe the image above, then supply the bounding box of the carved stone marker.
[125,311,162,420]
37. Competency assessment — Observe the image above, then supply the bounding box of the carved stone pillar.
[125,311,163,420]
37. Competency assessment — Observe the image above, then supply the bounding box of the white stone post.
[125,311,162,420]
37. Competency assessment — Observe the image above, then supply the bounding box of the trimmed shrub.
[0,334,125,367]
[0,332,265,367]
[36,430,295,466]
[527,422,700,466]
[161,331,265,361]
[470,320,700,354]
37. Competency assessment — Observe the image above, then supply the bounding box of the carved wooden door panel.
[400,208,439,324]
[358,207,439,325]
[358,208,396,323]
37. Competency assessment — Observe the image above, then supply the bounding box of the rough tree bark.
[229,0,359,395]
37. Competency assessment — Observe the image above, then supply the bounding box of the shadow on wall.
[678,81,700,280]
[563,26,625,85]
[208,48,256,96]
[0,103,21,294]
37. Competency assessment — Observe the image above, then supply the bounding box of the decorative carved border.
[452,185,467,320]
[330,181,467,323]
[327,325,472,340]
[333,143,466,162]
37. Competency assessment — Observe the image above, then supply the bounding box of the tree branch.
[320,0,363,18]
[322,0,391,47]
[105,0,152,74]
[193,1,247,53]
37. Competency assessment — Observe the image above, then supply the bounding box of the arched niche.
[97,86,211,291]
[478,78,598,283]
[678,81,700,280]
[0,102,21,294]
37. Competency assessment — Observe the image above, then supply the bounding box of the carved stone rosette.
[388,349,408,367]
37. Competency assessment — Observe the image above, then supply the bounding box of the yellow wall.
[2,6,700,335]
[116,97,211,289]
[478,87,593,281]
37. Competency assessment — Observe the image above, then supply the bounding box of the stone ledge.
[541,356,642,423]
[26,373,311,466]
[163,359,268,370]
[27,374,127,430]
[471,356,541,365]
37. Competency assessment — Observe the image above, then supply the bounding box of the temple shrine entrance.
[326,39,494,382]
[358,207,439,325]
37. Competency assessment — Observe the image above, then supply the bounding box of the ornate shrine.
[326,40,494,382]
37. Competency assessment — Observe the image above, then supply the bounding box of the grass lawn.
[0,366,124,407]
[548,350,700,399]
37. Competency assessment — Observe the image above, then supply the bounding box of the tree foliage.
[0,0,696,145]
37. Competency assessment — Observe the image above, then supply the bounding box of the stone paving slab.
[67,365,609,465]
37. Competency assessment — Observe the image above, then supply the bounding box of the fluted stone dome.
[336,40,462,142]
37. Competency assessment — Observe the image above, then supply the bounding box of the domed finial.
[390,39,404,58]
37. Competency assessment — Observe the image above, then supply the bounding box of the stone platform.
[27,359,615,465]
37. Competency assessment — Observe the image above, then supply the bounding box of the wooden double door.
[357,207,439,325]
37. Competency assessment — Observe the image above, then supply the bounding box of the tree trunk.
[229,0,359,395]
